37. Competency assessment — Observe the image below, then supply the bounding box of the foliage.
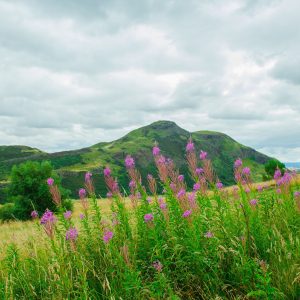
[0,141,299,299]
[3,161,72,220]
[265,159,285,178]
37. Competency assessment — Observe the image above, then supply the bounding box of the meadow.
[0,141,299,299]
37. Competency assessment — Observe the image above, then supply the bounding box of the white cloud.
[0,0,299,162]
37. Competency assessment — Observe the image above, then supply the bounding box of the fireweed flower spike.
[186,139,195,152]
[182,210,192,218]
[249,199,258,206]
[152,145,160,156]
[47,178,61,206]
[216,182,223,189]
[103,167,111,177]
[234,158,243,168]
[204,231,214,238]
[144,213,154,223]
[193,182,200,191]
[125,155,135,169]
[85,172,94,195]
[178,174,184,182]
[64,210,72,220]
[31,210,38,219]
[153,260,163,272]
[40,210,57,238]
[103,231,114,243]
[199,150,207,160]
[66,227,78,241]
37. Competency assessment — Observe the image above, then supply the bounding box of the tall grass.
[0,141,299,299]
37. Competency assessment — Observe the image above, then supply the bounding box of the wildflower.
[31,210,38,219]
[85,172,92,182]
[182,210,192,218]
[216,182,223,189]
[79,188,86,198]
[47,178,54,186]
[152,145,160,156]
[147,174,153,180]
[242,167,251,175]
[234,158,243,168]
[159,202,167,210]
[195,168,203,175]
[136,192,141,199]
[147,197,152,204]
[103,231,114,243]
[103,167,111,177]
[64,210,72,220]
[178,174,184,182]
[257,185,263,192]
[274,168,281,180]
[204,231,214,238]
[125,155,135,169]
[144,213,154,223]
[170,182,176,191]
[153,260,163,272]
[276,188,281,194]
[177,189,186,198]
[249,199,258,206]
[199,150,207,160]
[66,227,78,241]
[79,213,85,220]
[193,182,200,191]
[157,156,166,164]
[245,187,251,193]
[186,140,195,152]
[40,210,56,225]
[294,191,300,197]
[129,180,136,189]
[107,192,113,198]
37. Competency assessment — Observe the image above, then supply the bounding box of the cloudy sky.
[0,0,299,161]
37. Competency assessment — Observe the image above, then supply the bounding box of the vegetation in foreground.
[0,140,299,299]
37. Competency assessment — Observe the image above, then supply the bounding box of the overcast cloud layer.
[0,0,300,161]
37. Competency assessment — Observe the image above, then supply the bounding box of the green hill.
[0,121,272,201]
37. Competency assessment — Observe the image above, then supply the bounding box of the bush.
[6,161,71,220]
[265,159,285,178]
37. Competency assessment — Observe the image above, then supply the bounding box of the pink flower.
[199,150,207,160]
[31,210,38,219]
[204,231,214,238]
[107,192,113,198]
[178,174,184,182]
[242,167,251,176]
[47,178,54,186]
[147,197,152,204]
[245,187,251,194]
[195,168,203,176]
[85,172,92,182]
[216,182,223,189]
[159,202,167,210]
[294,191,300,197]
[186,140,195,152]
[103,231,114,243]
[276,188,281,194]
[170,182,176,191]
[249,199,258,206]
[144,213,154,223]
[274,169,282,180]
[125,155,135,169]
[193,182,200,191]
[66,227,78,241]
[129,180,136,188]
[182,210,192,218]
[103,167,111,177]
[177,189,186,198]
[257,185,263,192]
[152,146,160,156]
[79,188,86,198]
[64,211,72,220]
[40,210,56,225]
[79,213,85,220]
[153,260,163,272]
[234,159,243,168]
[147,174,153,180]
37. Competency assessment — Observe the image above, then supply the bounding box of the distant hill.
[0,121,272,201]
[285,162,300,170]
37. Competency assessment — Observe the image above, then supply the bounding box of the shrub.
[6,161,71,220]
[0,203,16,221]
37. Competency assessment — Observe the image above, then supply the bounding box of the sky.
[0,0,299,162]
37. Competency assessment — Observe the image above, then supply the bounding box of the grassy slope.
[0,121,272,200]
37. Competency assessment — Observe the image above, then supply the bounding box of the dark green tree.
[6,160,72,220]
[264,159,285,178]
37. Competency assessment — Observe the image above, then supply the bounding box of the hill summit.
[0,120,271,200]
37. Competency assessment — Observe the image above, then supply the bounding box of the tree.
[264,159,285,178]
[6,160,72,220]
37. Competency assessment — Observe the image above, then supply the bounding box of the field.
[0,145,299,299]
